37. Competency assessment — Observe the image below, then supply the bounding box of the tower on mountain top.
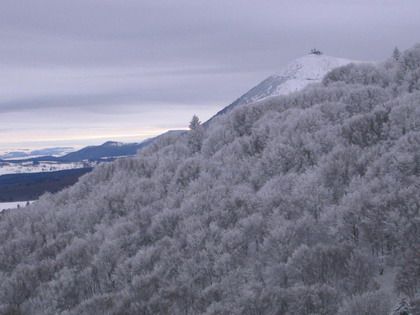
[310,48,323,55]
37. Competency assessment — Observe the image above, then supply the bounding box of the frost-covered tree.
[188,114,204,153]
[394,47,402,61]
[338,291,391,315]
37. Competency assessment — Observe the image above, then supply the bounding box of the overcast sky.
[1,0,420,151]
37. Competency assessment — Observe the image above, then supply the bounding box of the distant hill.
[0,131,186,201]
[58,131,185,162]
[58,141,149,162]
[0,147,74,160]
[1,130,185,164]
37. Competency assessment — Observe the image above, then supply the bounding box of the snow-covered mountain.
[211,53,359,119]
[0,147,74,160]
[2,45,419,313]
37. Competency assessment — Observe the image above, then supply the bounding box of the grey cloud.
[2,0,419,68]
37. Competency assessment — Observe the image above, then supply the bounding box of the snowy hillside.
[1,46,420,314]
[239,54,359,103]
[212,53,359,119]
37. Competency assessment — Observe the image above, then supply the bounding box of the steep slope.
[210,54,358,120]
[1,46,420,315]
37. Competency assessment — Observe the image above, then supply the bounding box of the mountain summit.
[212,54,358,119]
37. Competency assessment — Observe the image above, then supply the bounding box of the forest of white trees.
[1,45,420,315]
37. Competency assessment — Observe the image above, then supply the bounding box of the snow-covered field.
[0,161,91,176]
[0,201,34,212]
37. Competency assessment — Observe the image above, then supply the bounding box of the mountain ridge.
[1,130,185,164]
[208,53,360,121]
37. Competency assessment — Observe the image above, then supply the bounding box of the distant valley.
[0,131,184,203]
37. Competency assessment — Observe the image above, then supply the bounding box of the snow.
[105,141,124,147]
[0,201,34,212]
[2,155,44,161]
[0,147,75,159]
[0,161,91,176]
[272,54,357,94]
[235,54,361,107]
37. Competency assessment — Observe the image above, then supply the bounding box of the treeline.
[1,45,420,314]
